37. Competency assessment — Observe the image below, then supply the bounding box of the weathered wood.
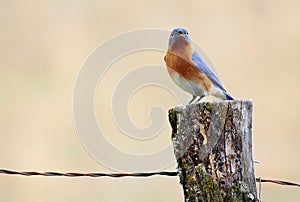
[169,100,257,202]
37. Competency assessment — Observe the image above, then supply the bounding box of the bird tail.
[224,91,234,100]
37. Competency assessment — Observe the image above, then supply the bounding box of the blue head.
[168,28,191,46]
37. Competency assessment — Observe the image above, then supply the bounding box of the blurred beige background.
[1,0,300,201]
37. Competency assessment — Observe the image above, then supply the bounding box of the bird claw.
[195,95,205,103]
[188,95,206,104]
[188,96,197,104]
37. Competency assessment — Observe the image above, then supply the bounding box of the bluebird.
[164,28,234,103]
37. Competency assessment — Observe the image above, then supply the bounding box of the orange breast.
[165,52,212,91]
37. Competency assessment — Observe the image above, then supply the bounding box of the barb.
[0,169,299,188]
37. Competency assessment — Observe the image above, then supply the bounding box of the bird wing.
[191,51,227,92]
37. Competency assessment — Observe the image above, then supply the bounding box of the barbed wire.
[259,178,300,187]
[0,169,299,188]
[0,169,177,178]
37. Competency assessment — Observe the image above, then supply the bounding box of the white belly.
[168,69,206,96]
[167,68,227,100]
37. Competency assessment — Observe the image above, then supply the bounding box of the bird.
[164,28,234,103]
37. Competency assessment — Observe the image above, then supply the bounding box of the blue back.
[191,51,227,92]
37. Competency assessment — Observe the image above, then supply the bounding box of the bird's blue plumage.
[191,51,227,93]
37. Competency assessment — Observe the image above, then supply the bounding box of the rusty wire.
[0,168,299,188]
[0,169,177,178]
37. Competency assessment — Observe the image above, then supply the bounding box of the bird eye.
[186,31,189,35]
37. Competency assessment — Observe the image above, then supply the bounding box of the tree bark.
[169,100,257,202]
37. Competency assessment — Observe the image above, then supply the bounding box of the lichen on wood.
[169,100,257,202]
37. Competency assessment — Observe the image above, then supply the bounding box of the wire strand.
[0,168,300,188]
[0,169,178,178]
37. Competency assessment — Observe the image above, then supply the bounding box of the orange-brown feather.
[165,49,212,92]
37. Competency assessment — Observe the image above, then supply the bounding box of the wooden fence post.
[169,100,257,202]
